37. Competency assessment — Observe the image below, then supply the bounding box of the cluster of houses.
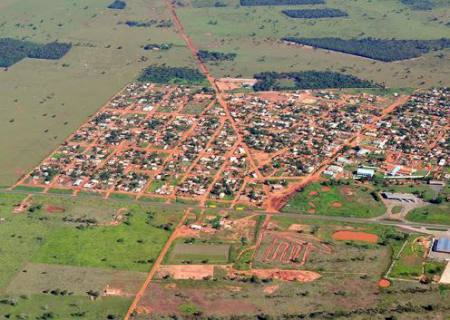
[23,84,448,208]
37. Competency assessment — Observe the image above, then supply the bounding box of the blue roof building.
[433,237,450,254]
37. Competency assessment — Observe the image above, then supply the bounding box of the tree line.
[0,38,71,68]
[197,50,236,62]
[283,37,450,62]
[253,71,380,91]
[137,64,207,85]
[240,0,324,6]
[282,8,348,19]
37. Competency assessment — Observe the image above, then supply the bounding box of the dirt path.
[124,208,190,319]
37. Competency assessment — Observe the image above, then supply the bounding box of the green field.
[406,202,450,225]
[177,0,450,87]
[0,0,196,186]
[0,191,186,319]
[168,243,231,264]
[283,182,386,217]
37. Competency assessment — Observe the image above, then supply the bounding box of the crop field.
[177,0,450,87]
[0,191,183,319]
[283,182,386,217]
[0,0,196,187]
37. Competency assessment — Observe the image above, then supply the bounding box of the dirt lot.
[157,265,214,280]
[332,230,379,243]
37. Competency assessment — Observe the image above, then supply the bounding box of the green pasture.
[283,182,386,217]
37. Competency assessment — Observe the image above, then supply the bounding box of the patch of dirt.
[378,279,391,288]
[342,186,353,196]
[250,269,321,282]
[177,225,200,238]
[103,286,133,297]
[263,284,279,294]
[331,201,342,208]
[45,205,65,213]
[307,208,316,214]
[308,190,318,196]
[288,224,309,232]
[165,283,177,289]
[157,265,214,280]
[332,231,379,243]
[321,186,331,192]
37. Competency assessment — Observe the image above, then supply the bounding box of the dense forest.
[197,50,236,62]
[108,0,126,9]
[240,0,324,6]
[138,65,207,85]
[282,9,348,18]
[0,38,71,68]
[282,37,450,62]
[253,71,380,91]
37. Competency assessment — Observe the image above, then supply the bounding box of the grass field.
[406,202,450,225]
[167,243,231,264]
[0,0,196,187]
[177,0,450,87]
[283,182,386,217]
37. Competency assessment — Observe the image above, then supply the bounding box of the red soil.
[378,279,391,288]
[321,186,331,192]
[308,190,318,196]
[331,201,342,208]
[45,205,65,213]
[332,231,378,243]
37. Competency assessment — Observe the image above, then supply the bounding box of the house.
[381,192,417,203]
[356,168,375,179]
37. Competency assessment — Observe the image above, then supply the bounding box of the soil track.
[124,209,190,320]
[332,230,378,243]
[45,205,65,213]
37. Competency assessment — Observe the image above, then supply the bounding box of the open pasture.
[177,0,450,87]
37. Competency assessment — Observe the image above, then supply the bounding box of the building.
[381,192,417,203]
[356,168,375,179]
[433,237,450,254]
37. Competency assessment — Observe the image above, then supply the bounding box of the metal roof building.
[433,237,450,254]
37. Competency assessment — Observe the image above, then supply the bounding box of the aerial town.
[15,84,449,213]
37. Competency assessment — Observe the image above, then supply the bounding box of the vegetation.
[138,65,207,85]
[124,19,173,28]
[108,0,126,9]
[143,43,173,51]
[282,9,348,19]
[240,0,324,6]
[401,0,436,10]
[197,50,237,62]
[253,71,379,91]
[406,202,450,225]
[284,182,386,218]
[282,37,450,62]
[0,38,71,68]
